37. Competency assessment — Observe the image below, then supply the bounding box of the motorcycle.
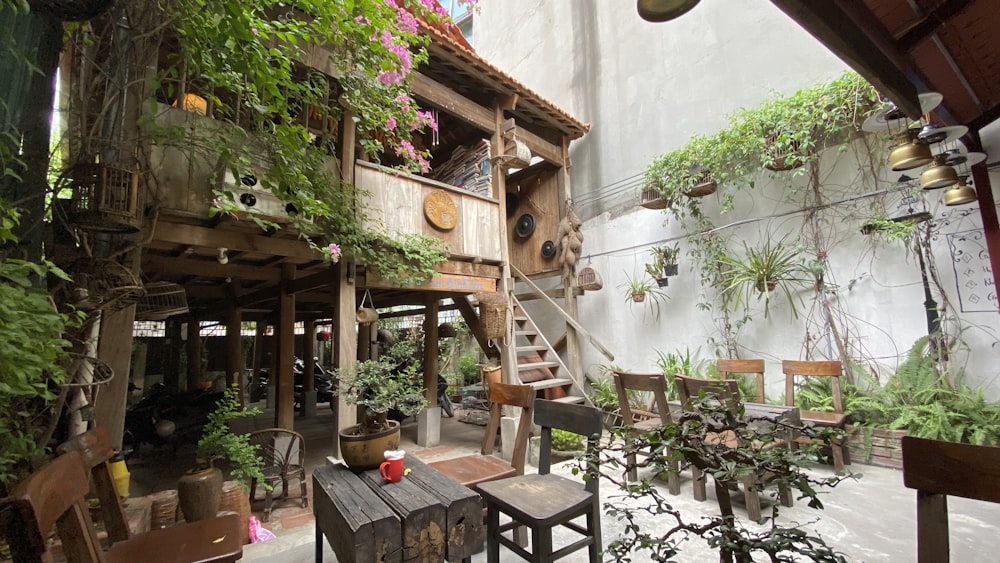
[121,383,223,459]
[248,357,334,409]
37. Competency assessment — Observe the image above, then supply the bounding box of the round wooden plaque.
[423,189,458,231]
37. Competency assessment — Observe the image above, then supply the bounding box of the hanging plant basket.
[763,134,808,172]
[639,185,667,209]
[476,291,508,339]
[72,258,145,312]
[685,172,718,197]
[67,161,144,233]
[28,0,114,21]
[136,282,189,321]
[631,292,647,303]
[662,263,679,277]
[577,266,604,291]
[754,278,778,294]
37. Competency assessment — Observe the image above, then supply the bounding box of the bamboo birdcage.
[67,161,144,233]
[136,282,189,321]
[72,258,145,312]
[577,266,604,291]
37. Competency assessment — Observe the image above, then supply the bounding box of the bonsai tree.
[195,384,266,488]
[335,338,428,434]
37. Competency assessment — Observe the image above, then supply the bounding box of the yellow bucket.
[109,457,130,499]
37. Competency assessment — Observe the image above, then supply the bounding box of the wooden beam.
[288,266,339,294]
[410,71,564,165]
[967,132,1000,312]
[770,0,922,119]
[143,255,281,282]
[894,0,973,52]
[452,293,494,358]
[152,222,322,261]
[275,263,296,429]
[225,300,243,401]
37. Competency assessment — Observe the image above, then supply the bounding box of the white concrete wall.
[472,1,1000,399]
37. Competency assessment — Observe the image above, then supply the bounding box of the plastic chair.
[249,428,307,522]
[782,360,848,472]
[478,399,605,563]
[611,370,680,494]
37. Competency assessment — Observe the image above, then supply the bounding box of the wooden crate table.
[313,456,484,563]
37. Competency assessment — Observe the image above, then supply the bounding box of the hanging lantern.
[920,154,959,190]
[888,129,932,171]
[943,179,977,206]
[637,0,701,22]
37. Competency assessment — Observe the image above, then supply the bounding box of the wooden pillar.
[423,296,440,405]
[559,136,584,386]
[303,319,315,392]
[93,303,136,450]
[225,301,243,402]
[967,132,1000,311]
[492,105,517,384]
[164,319,182,392]
[275,263,296,429]
[185,315,202,390]
[332,260,358,457]
[252,319,266,390]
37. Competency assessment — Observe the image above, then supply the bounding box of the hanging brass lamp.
[888,128,933,171]
[920,154,959,190]
[943,177,977,206]
[637,0,701,22]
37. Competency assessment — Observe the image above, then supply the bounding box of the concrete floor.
[126,404,1000,562]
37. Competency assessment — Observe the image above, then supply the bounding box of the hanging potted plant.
[178,385,265,522]
[714,238,812,318]
[334,339,428,470]
[619,271,668,320]
[645,242,681,286]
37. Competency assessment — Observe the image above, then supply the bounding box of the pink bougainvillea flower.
[327,243,342,263]
[386,116,397,130]
[212,198,221,208]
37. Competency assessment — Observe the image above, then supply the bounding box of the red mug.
[380,450,405,483]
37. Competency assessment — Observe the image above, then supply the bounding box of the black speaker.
[541,240,556,259]
[515,213,536,238]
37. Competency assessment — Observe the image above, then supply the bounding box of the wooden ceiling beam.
[770,0,922,119]
[143,255,280,282]
[151,221,322,261]
[894,0,973,52]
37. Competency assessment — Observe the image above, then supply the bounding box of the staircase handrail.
[510,294,576,381]
[510,265,615,361]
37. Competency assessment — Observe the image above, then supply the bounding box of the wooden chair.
[429,381,535,487]
[611,370,680,494]
[781,360,848,472]
[902,436,1000,562]
[716,359,766,403]
[248,428,308,522]
[675,374,792,522]
[4,451,242,563]
[55,427,131,546]
[478,399,605,563]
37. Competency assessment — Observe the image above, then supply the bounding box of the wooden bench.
[313,456,483,563]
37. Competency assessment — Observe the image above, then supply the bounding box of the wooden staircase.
[509,296,588,405]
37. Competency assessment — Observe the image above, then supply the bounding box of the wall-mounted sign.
[423,189,458,231]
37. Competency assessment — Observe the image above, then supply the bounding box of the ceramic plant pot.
[339,420,401,471]
[177,466,223,522]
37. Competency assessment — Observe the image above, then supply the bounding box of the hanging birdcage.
[72,258,145,312]
[67,161,144,233]
[136,282,189,321]
[577,266,604,291]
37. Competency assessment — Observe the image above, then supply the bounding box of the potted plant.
[334,339,428,470]
[619,271,668,321]
[645,243,681,286]
[715,237,812,318]
[178,384,265,522]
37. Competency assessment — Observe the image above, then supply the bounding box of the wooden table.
[313,456,484,563]
[106,513,242,563]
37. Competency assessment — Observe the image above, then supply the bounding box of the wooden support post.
[94,304,137,450]
[423,296,440,406]
[303,319,316,392]
[252,319,266,395]
[164,320,181,392]
[225,301,243,402]
[492,105,517,383]
[186,314,202,391]
[559,136,584,387]
[275,263,296,429]
[332,260,358,457]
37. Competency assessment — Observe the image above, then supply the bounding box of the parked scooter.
[248,357,334,409]
[121,383,223,459]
